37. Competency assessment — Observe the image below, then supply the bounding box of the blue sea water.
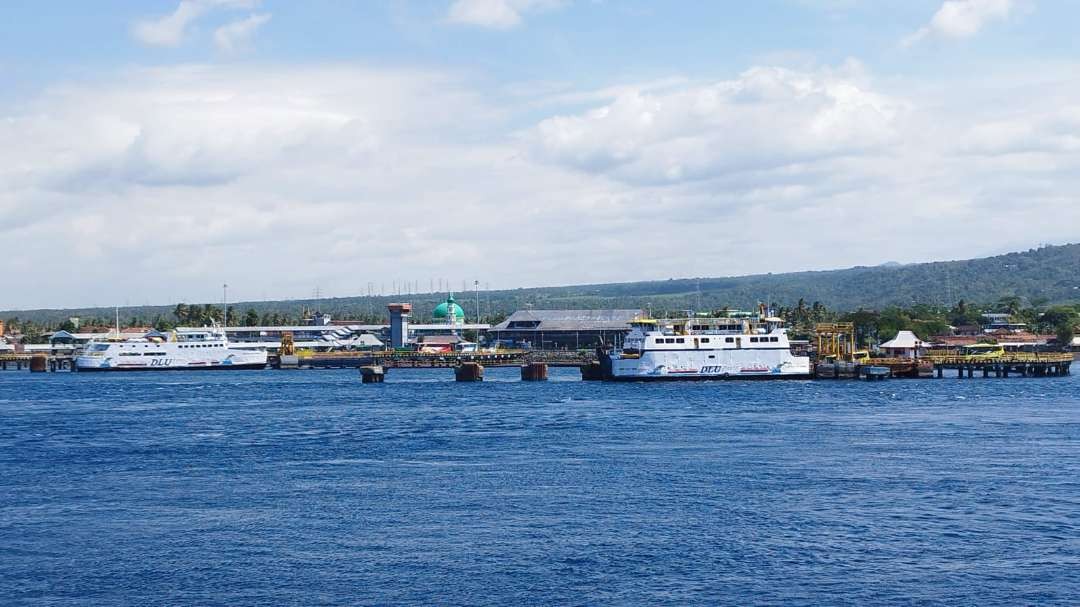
[1,368,1079,606]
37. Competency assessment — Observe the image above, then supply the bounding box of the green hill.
[4,243,1080,327]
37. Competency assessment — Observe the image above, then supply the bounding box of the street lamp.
[474,280,480,324]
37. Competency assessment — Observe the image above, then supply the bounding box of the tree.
[174,303,190,324]
[243,309,260,327]
[1055,322,1075,350]
[996,296,1023,316]
[1039,307,1077,334]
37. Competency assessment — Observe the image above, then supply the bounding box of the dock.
[926,353,1072,378]
[277,350,596,369]
[0,354,76,372]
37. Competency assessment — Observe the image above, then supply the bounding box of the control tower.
[387,303,412,349]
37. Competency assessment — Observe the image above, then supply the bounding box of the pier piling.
[359,365,385,383]
[521,362,548,381]
[455,362,484,382]
[29,354,48,373]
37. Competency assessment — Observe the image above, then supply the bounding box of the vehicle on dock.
[75,325,267,372]
[600,315,812,381]
[962,343,1005,359]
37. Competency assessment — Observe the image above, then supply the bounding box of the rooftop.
[491,309,644,332]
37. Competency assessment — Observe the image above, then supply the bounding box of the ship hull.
[602,349,811,381]
[603,371,812,382]
[75,362,267,372]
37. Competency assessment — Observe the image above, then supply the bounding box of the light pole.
[222,283,228,327]
[474,280,480,324]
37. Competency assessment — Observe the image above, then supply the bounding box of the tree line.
[3,297,1078,347]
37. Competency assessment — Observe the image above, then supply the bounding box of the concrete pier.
[29,354,48,373]
[455,362,484,382]
[521,362,548,381]
[359,365,385,383]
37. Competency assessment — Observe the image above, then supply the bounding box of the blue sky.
[1,1,1078,308]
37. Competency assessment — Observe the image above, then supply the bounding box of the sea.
[1,368,1078,606]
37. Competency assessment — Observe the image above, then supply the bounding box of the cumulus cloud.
[2,61,1080,309]
[446,0,565,29]
[528,63,903,184]
[132,0,260,47]
[214,13,272,53]
[904,0,1015,46]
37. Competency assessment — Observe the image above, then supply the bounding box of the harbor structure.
[981,313,1028,333]
[488,309,644,350]
[878,331,930,359]
[387,303,412,348]
[224,325,383,351]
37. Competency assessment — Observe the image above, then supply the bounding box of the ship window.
[725,337,734,343]
[770,337,779,342]
[675,338,685,344]
[708,355,715,359]
[700,338,710,343]
[750,337,759,343]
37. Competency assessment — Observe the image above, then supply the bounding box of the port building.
[488,309,644,350]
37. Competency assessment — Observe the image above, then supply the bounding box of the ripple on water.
[1,368,1079,605]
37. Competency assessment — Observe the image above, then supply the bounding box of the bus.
[963,343,1005,359]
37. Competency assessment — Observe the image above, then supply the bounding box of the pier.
[277,349,597,370]
[926,353,1072,378]
[0,354,76,372]
[3,349,1073,381]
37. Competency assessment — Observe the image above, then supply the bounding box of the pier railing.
[924,352,1073,365]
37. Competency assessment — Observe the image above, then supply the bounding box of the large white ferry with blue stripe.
[601,313,811,381]
[76,326,267,372]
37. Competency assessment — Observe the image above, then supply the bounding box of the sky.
[1,0,1078,309]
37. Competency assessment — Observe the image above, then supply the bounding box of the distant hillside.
[4,243,1080,326]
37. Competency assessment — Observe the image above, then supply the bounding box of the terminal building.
[387,295,488,351]
[487,309,644,350]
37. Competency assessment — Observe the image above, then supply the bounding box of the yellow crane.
[815,322,857,361]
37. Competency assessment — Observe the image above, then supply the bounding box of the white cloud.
[214,13,272,53]
[528,62,903,184]
[132,0,259,47]
[2,61,1080,309]
[904,0,1015,46]
[446,0,565,30]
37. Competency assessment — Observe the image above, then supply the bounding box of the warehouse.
[488,309,644,350]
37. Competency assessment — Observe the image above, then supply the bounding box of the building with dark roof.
[488,309,644,350]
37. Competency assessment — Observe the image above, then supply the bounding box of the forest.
[3,243,1079,346]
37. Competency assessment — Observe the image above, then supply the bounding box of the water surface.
[2,369,1078,605]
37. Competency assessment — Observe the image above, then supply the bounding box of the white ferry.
[75,326,267,372]
[600,314,811,381]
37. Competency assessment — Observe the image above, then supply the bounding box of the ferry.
[75,325,267,372]
[600,313,811,381]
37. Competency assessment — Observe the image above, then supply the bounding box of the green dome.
[433,295,466,322]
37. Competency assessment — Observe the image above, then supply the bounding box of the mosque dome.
[432,294,466,322]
